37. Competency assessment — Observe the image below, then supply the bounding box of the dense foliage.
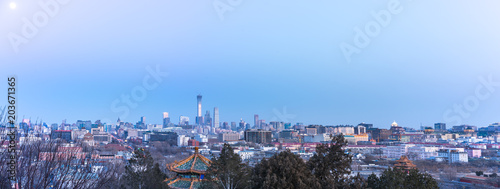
[307,134,352,188]
[367,168,438,189]
[122,148,169,189]
[202,143,251,189]
[252,150,320,189]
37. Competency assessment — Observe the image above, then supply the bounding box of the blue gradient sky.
[1,0,499,128]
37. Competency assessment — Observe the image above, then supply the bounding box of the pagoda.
[394,155,417,171]
[164,147,211,189]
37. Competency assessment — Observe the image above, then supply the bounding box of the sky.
[1,0,499,129]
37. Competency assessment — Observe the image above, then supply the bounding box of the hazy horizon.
[1,0,499,128]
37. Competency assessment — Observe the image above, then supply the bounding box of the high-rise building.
[163,112,170,128]
[270,121,284,131]
[434,123,446,131]
[214,107,219,128]
[76,120,92,131]
[196,95,203,125]
[204,110,212,127]
[244,129,272,144]
[239,119,246,130]
[231,122,237,131]
[179,116,190,126]
[358,122,373,129]
[245,123,251,130]
[254,114,259,129]
[222,122,229,130]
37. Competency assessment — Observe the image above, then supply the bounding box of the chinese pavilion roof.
[164,177,202,189]
[167,148,211,174]
[394,155,417,170]
[165,147,211,189]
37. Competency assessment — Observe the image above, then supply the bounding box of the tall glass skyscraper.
[196,95,203,125]
[214,107,219,128]
[163,112,170,128]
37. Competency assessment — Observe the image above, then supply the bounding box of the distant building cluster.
[3,95,500,188]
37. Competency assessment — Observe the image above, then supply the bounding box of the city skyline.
[4,93,499,130]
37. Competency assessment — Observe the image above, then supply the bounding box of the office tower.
[135,116,146,129]
[76,120,92,131]
[204,110,212,127]
[244,129,272,144]
[270,121,284,131]
[179,116,189,126]
[357,122,373,129]
[51,123,59,130]
[163,112,170,128]
[239,119,246,130]
[231,122,237,131]
[434,123,446,131]
[222,122,229,130]
[196,95,203,125]
[214,107,219,128]
[354,125,366,134]
[254,114,259,129]
[245,123,251,130]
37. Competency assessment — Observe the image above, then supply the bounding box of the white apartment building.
[304,133,332,143]
[383,144,415,159]
[177,135,190,146]
[407,146,441,160]
[438,148,468,163]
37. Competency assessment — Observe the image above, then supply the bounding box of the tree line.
[201,135,439,189]
[0,133,438,188]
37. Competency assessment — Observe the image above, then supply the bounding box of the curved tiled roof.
[166,149,211,175]
[165,177,202,189]
[165,148,211,189]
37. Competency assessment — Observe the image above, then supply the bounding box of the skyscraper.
[179,116,189,126]
[239,119,246,131]
[196,95,203,125]
[254,114,259,129]
[434,123,446,131]
[163,112,170,128]
[204,110,212,127]
[214,107,219,128]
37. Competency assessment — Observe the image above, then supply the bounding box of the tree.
[307,134,352,189]
[349,173,367,189]
[367,168,438,189]
[0,137,121,189]
[252,150,319,189]
[122,148,169,189]
[202,143,251,189]
[367,173,380,189]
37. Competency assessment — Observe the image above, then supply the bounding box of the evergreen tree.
[122,148,169,189]
[367,168,438,189]
[367,173,380,189]
[349,173,367,189]
[307,134,352,189]
[252,150,319,189]
[202,143,251,189]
